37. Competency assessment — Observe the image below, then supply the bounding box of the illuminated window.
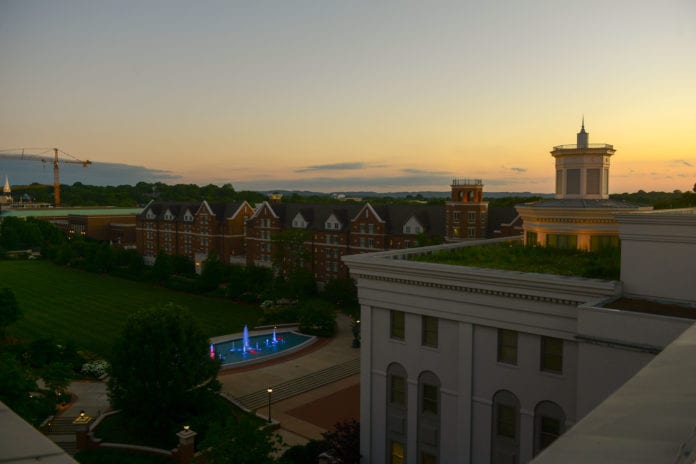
[390,441,405,464]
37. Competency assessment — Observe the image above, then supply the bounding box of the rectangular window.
[546,234,577,249]
[453,212,460,222]
[360,224,366,233]
[586,168,600,194]
[390,441,405,464]
[368,238,374,248]
[390,376,405,405]
[566,169,580,195]
[422,384,438,414]
[468,227,476,238]
[497,404,516,438]
[405,226,411,233]
[541,336,563,374]
[525,231,538,246]
[368,224,374,234]
[497,329,518,365]
[421,316,438,348]
[390,311,405,340]
[590,235,619,252]
[468,211,476,222]
[359,238,365,248]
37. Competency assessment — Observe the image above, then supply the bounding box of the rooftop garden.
[411,241,620,280]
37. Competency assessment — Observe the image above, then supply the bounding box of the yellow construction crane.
[0,147,91,206]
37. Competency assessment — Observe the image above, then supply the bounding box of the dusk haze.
[1,0,695,193]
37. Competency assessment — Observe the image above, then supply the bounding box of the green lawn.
[1,260,259,356]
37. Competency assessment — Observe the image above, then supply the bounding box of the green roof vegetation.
[412,241,620,280]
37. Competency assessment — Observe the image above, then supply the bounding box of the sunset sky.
[1,1,695,193]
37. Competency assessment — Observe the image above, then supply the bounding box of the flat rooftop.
[410,240,620,280]
[0,207,142,218]
[605,297,696,319]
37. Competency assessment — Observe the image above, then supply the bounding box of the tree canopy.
[0,288,21,336]
[107,304,220,430]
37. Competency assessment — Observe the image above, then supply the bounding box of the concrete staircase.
[44,416,79,455]
[236,358,359,411]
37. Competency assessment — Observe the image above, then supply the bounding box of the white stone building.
[344,208,696,464]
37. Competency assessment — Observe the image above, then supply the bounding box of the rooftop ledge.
[342,237,621,304]
[552,143,614,150]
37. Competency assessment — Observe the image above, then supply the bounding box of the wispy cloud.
[2,159,180,186]
[510,167,527,173]
[401,168,449,176]
[295,162,366,173]
[672,159,693,167]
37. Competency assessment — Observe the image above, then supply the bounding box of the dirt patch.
[285,384,360,430]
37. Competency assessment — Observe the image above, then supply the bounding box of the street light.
[267,387,273,423]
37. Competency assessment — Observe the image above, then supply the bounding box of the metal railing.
[553,143,614,150]
[451,178,483,186]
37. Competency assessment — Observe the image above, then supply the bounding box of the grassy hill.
[1,260,259,356]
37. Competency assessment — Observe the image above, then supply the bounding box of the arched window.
[491,390,520,464]
[418,371,441,464]
[533,401,566,455]
[387,363,408,464]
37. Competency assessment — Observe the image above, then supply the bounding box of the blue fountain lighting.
[213,328,314,366]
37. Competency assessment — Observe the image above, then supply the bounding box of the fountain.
[242,325,250,353]
[272,327,278,343]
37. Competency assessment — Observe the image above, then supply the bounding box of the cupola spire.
[577,116,589,148]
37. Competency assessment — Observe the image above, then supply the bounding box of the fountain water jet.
[243,325,250,352]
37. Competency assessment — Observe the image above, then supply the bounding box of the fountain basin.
[210,328,316,368]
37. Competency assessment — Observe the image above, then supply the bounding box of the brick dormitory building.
[135,179,520,282]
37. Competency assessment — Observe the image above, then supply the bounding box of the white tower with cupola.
[551,119,615,200]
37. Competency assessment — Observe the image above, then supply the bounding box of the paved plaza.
[56,313,361,449]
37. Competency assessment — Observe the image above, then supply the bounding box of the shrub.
[298,300,337,337]
[81,360,110,378]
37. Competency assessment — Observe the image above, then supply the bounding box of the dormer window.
[183,210,194,222]
[164,209,174,221]
[145,210,156,220]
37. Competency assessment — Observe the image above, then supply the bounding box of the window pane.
[422,384,438,414]
[566,169,580,194]
[391,376,405,405]
[422,316,438,348]
[391,311,405,340]
[539,416,561,450]
[421,452,437,464]
[497,329,518,365]
[497,404,516,438]
[391,441,405,464]
[541,337,563,373]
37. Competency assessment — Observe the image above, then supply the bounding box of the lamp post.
[267,387,273,423]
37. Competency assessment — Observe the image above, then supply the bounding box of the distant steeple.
[3,176,10,194]
[577,117,589,148]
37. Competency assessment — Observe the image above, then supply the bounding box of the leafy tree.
[195,415,281,464]
[0,352,55,426]
[151,250,174,284]
[107,304,220,431]
[278,439,329,464]
[41,362,73,396]
[322,419,361,464]
[321,278,358,310]
[199,251,227,292]
[298,300,337,337]
[0,288,21,337]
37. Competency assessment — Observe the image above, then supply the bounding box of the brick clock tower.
[446,178,488,241]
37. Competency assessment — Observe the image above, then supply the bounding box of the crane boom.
[0,148,91,206]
